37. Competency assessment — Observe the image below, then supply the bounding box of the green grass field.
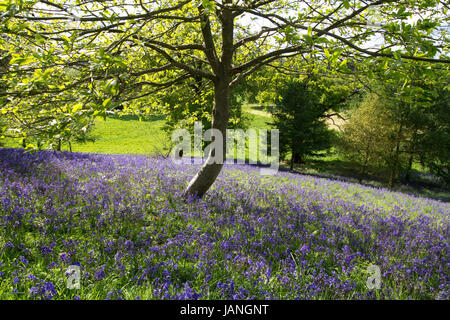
[1,115,167,155]
[70,114,170,155]
[3,106,274,156]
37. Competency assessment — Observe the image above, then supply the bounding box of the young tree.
[338,93,397,181]
[1,0,448,197]
[0,49,10,146]
[271,80,333,170]
[418,86,450,185]
[369,58,449,186]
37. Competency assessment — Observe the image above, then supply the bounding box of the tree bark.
[389,121,403,188]
[360,140,371,183]
[184,79,230,198]
[404,127,417,183]
[290,139,295,171]
[183,1,234,198]
[404,154,413,183]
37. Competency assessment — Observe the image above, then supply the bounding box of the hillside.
[1,107,272,155]
[0,148,448,300]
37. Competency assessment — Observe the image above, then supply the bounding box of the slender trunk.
[360,157,367,183]
[360,140,371,183]
[184,80,230,198]
[389,121,403,188]
[57,138,61,151]
[295,153,303,164]
[404,127,417,183]
[69,141,72,152]
[290,140,295,171]
[404,154,413,183]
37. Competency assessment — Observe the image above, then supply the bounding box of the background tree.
[0,0,448,197]
[418,85,450,185]
[271,79,333,170]
[0,48,11,146]
[338,92,396,181]
[370,58,449,186]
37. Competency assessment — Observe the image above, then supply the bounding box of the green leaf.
[10,55,35,66]
[393,51,402,60]
[34,33,46,44]
[72,103,83,113]
[102,98,112,107]
[112,57,127,68]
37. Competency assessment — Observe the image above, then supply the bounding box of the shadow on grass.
[107,114,166,122]
[0,148,101,178]
[289,157,450,202]
[248,105,266,111]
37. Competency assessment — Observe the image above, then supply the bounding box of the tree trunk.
[184,79,230,198]
[290,140,295,171]
[404,127,417,183]
[184,1,234,198]
[389,121,403,188]
[360,140,371,183]
[359,159,367,183]
[404,154,413,183]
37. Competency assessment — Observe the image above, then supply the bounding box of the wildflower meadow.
[0,148,448,300]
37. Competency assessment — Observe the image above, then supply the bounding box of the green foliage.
[0,0,447,149]
[159,78,248,134]
[337,93,397,180]
[0,0,447,183]
[270,80,333,167]
[338,64,450,187]
[368,60,450,186]
[417,86,450,184]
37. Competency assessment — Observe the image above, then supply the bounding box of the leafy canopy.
[0,0,448,148]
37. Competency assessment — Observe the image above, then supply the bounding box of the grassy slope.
[2,106,447,200]
[70,115,169,155]
[2,114,169,155]
[3,107,271,155]
[0,149,448,299]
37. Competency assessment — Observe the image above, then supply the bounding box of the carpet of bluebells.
[0,148,448,300]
